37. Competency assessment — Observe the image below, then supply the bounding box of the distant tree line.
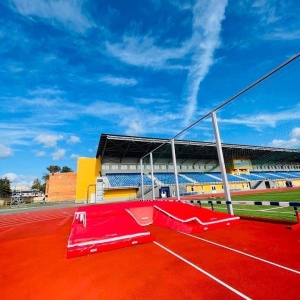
[0,165,73,197]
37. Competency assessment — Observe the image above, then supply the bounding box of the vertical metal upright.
[211,111,233,215]
[150,152,155,200]
[171,139,180,200]
[140,159,144,200]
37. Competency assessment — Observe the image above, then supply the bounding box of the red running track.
[0,207,299,299]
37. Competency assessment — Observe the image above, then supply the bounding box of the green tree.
[61,166,73,173]
[42,173,49,182]
[31,178,43,191]
[0,177,11,197]
[47,165,61,174]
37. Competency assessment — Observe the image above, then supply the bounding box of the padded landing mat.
[67,201,239,258]
[153,202,240,233]
[67,203,154,259]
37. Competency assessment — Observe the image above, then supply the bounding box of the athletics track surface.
[0,205,300,299]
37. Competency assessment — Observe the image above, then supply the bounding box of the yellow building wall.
[76,157,100,202]
[104,188,137,201]
[292,179,300,186]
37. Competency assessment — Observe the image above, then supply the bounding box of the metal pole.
[171,139,180,200]
[140,159,144,200]
[150,152,155,200]
[211,111,233,215]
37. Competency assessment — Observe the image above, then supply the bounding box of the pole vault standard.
[140,159,144,200]
[211,111,233,215]
[171,139,180,201]
[150,152,155,200]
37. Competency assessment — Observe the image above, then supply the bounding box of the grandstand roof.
[96,133,300,165]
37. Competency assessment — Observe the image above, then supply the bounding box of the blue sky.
[0,0,300,188]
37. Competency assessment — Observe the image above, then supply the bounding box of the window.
[102,165,109,170]
[121,165,128,170]
[129,165,136,170]
[111,165,118,170]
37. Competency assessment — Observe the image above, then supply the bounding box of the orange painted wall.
[47,172,77,201]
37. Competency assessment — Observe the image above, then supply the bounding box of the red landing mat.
[153,202,240,233]
[67,203,154,259]
[67,201,239,258]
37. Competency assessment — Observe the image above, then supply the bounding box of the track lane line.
[181,232,300,275]
[154,241,252,300]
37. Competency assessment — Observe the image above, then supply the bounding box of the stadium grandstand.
[53,133,300,204]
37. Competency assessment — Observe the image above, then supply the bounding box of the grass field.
[198,190,300,222]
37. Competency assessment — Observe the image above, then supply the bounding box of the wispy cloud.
[134,97,169,104]
[85,100,183,136]
[219,103,300,130]
[52,148,66,160]
[0,144,13,158]
[182,0,228,125]
[105,36,189,69]
[243,0,300,41]
[10,0,94,34]
[105,0,228,126]
[99,75,138,86]
[34,134,64,148]
[264,29,300,41]
[67,135,81,144]
[269,127,300,148]
[28,87,65,96]
[252,0,281,24]
[33,150,46,157]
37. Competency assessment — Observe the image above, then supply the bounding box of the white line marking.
[258,207,284,212]
[154,205,239,225]
[154,241,251,300]
[68,232,151,248]
[181,233,300,275]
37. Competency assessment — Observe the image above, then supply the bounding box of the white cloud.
[33,150,46,157]
[10,0,94,34]
[105,0,228,126]
[70,153,79,159]
[67,135,81,144]
[105,36,188,69]
[291,127,300,138]
[34,134,64,148]
[52,148,66,160]
[28,87,64,96]
[269,127,300,149]
[0,143,13,158]
[219,104,300,130]
[182,0,228,125]
[99,75,138,86]
[2,172,18,182]
[252,0,281,24]
[134,97,169,104]
[2,172,35,188]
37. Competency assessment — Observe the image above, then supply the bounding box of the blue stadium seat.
[106,173,152,187]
